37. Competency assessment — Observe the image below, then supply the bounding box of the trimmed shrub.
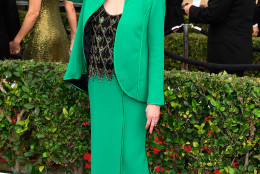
[165,33,260,77]
[0,60,90,173]
[0,60,259,173]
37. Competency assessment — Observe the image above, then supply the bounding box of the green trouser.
[88,75,149,174]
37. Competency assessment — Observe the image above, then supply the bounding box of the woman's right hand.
[9,41,21,55]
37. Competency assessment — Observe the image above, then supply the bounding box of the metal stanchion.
[183,24,189,70]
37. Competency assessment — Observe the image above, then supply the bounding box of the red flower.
[152,147,161,154]
[14,110,17,117]
[214,169,221,174]
[12,119,16,123]
[246,121,250,123]
[85,163,91,168]
[205,116,212,121]
[52,164,60,168]
[88,105,90,109]
[84,152,91,162]
[82,121,88,126]
[155,165,166,172]
[208,130,213,135]
[0,158,7,162]
[184,145,192,153]
[233,162,238,167]
[155,165,160,171]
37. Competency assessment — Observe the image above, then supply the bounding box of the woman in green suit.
[64,0,165,173]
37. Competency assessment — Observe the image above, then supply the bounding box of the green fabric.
[88,76,149,173]
[64,0,165,105]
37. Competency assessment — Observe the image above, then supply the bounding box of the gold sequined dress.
[23,0,69,63]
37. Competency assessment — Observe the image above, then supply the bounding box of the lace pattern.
[84,5,122,82]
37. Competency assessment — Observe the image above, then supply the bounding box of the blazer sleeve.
[147,0,166,106]
[189,0,234,24]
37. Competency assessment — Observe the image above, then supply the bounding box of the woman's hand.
[10,0,42,55]
[145,104,160,134]
[184,3,192,15]
[9,41,21,55]
[253,25,259,37]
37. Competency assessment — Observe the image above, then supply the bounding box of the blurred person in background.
[184,0,255,76]
[165,0,184,33]
[9,0,77,63]
[0,0,20,60]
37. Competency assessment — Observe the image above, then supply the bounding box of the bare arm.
[13,0,42,44]
[10,0,42,54]
[64,0,77,51]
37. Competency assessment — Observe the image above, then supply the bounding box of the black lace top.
[84,4,122,82]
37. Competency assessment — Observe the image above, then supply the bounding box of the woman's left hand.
[145,104,160,134]
[9,41,21,55]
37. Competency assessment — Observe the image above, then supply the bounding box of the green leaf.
[192,99,197,109]
[16,155,27,162]
[25,103,34,109]
[43,152,50,158]
[39,166,44,172]
[253,108,260,117]
[253,154,260,160]
[24,151,34,157]
[224,84,234,93]
[210,99,217,106]
[193,142,199,148]
[18,120,25,126]
[248,165,255,172]
[22,86,30,93]
[25,161,33,174]
[31,165,38,174]
[0,111,4,121]
[36,133,46,139]
[207,162,213,166]
[224,166,235,174]
[69,107,75,116]
[52,156,60,164]
[4,71,12,78]
[63,108,68,117]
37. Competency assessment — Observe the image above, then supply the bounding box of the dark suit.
[189,0,255,75]
[165,0,184,32]
[0,0,20,60]
[254,1,260,36]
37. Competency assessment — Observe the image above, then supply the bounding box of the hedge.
[0,60,259,174]
[164,33,260,77]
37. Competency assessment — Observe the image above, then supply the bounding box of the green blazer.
[64,0,166,106]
